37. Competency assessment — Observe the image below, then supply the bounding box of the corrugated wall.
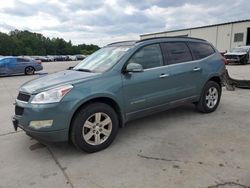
[140,21,250,52]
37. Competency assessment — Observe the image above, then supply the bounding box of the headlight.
[31,85,73,104]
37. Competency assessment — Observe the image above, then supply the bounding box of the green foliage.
[0,29,100,56]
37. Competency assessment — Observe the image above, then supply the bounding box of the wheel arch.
[197,75,222,102]
[208,76,222,87]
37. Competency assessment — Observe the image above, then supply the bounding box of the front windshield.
[231,47,249,53]
[73,46,130,73]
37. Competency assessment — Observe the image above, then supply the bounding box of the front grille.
[17,92,30,102]
[15,106,24,116]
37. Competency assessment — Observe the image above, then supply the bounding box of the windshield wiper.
[73,68,92,72]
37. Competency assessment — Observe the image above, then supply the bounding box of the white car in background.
[224,46,250,65]
[68,55,77,61]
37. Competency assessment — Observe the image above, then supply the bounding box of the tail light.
[223,58,228,65]
[36,60,42,64]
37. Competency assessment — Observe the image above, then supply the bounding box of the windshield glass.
[73,46,130,73]
[231,47,249,53]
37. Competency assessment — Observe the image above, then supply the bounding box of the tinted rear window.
[161,42,192,64]
[188,42,215,60]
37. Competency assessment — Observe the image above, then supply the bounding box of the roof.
[0,56,15,59]
[141,19,250,37]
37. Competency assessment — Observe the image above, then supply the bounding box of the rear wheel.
[196,81,221,113]
[70,103,119,153]
[25,66,35,75]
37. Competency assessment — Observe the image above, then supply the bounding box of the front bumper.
[12,99,74,142]
[12,116,68,142]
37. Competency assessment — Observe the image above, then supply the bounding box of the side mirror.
[125,63,143,73]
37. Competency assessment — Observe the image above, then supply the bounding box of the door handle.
[159,73,170,78]
[193,67,201,71]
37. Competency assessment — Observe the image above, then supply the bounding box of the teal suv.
[12,37,226,152]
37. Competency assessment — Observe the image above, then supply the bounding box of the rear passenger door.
[187,42,216,91]
[161,42,202,100]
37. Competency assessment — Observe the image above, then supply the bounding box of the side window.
[2,58,11,64]
[17,58,30,63]
[188,42,215,60]
[128,44,163,69]
[161,42,192,64]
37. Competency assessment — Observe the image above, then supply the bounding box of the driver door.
[0,60,7,75]
[122,44,172,117]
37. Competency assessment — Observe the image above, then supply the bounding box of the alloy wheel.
[25,67,34,75]
[205,87,218,109]
[82,112,112,145]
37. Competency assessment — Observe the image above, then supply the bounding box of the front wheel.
[70,103,119,153]
[196,81,221,113]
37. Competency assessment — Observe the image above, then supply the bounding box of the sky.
[0,0,249,46]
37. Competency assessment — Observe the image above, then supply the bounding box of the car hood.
[20,70,100,94]
[224,52,247,56]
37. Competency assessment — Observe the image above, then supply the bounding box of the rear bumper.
[35,65,43,71]
[12,115,68,142]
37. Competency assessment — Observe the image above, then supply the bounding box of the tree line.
[0,30,100,56]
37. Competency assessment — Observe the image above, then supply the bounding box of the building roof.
[141,19,250,37]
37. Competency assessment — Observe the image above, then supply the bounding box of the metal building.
[140,19,250,53]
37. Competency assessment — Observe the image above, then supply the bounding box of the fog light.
[29,120,53,129]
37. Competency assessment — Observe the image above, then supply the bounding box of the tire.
[25,66,35,75]
[70,102,119,153]
[196,81,221,113]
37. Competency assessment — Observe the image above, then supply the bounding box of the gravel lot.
[0,61,250,188]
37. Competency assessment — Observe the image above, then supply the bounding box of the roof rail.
[106,40,137,46]
[137,36,206,43]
